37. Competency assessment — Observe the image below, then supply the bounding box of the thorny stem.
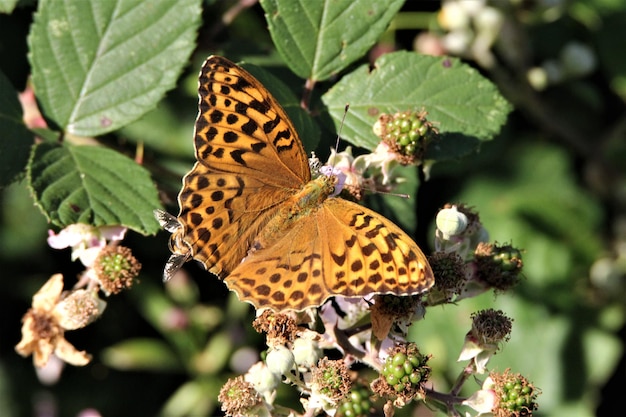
[424,387,467,417]
[332,326,366,360]
[331,324,386,370]
[450,361,477,397]
[273,404,301,417]
[343,322,373,338]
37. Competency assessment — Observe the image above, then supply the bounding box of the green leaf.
[0,0,19,14]
[27,0,202,136]
[119,102,196,159]
[27,142,161,235]
[101,338,182,372]
[243,61,320,152]
[322,51,512,154]
[0,70,33,187]
[426,132,481,161]
[161,379,221,417]
[260,0,404,81]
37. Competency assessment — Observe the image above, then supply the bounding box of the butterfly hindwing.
[225,196,434,311]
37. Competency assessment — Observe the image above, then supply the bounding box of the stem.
[450,361,476,396]
[301,78,316,111]
[343,322,372,338]
[423,386,468,417]
[206,0,258,41]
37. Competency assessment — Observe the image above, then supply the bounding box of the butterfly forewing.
[170,56,309,278]
[195,56,310,185]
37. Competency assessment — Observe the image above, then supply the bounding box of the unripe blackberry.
[380,346,430,394]
[336,384,373,417]
[374,109,437,164]
[474,242,523,291]
[491,369,539,416]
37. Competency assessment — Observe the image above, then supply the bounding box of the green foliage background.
[0,1,624,416]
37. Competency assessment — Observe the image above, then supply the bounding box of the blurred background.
[1,1,624,416]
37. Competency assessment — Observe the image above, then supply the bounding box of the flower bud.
[436,206,469,239]
[265,345,295,376]
[292,337,321,369]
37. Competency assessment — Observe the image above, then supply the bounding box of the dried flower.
[370,295,425,340]
[458,309,513,373]
[252,310,297,347]
[219,375,268,417]
[55,289,106,330]
[92,245,141,294]
[15,274,92,367]
[427,251,467,304]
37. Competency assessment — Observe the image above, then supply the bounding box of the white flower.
[463,385,497,415]
[457,332,498,374]
[47,224,126,266]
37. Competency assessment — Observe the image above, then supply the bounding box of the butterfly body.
[161,56,434,311]
[251,175,336,252]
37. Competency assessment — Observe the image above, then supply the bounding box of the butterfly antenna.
[334,104,349,152]
[373,189,411,199]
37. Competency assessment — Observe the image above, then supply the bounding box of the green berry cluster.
[381,110,435,158]
[335,385,372,417]
[493,246,523,273]
[475,242,523,291]
[381,349,430,393]
[496,378,538,416]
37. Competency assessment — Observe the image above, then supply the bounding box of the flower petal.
[457,335,482,361]
[15,315,37,357]
[47,225,88,249]
[77,246,104,267]
[99,226,127,241]
[462,389,497,414]
[54,338,91,366]
[32,274,64,311]
[33,338,55,368]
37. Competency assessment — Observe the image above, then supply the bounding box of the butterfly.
[155,55,434,311]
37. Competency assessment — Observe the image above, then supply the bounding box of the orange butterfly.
[156,56,434,311]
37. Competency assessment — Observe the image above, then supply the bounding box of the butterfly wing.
[225,197,435,311]
[169,56,311,279]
